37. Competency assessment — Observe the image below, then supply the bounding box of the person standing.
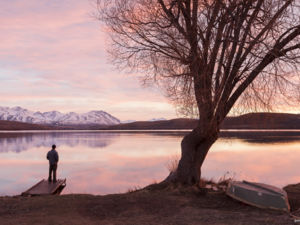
[47,144,59,182]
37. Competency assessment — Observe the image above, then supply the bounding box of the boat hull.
[226,181,290,212]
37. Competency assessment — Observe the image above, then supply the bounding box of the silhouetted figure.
[47,144,59,182]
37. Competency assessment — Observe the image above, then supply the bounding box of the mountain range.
[1,106,300,130]
[0,106,120,126]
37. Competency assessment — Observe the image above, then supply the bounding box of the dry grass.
[198,172,236,191]
[165,155,180,173]
[127,186,142,193]
[165,156,236,191]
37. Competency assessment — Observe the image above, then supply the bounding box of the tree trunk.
[164,126,218,186]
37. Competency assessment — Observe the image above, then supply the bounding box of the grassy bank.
[1,183,300,225]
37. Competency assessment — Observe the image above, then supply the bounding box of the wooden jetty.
[22,179,66,196]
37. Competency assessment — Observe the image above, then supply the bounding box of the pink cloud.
[0,0,176,120]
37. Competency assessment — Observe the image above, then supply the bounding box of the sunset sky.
[0,0,177,121]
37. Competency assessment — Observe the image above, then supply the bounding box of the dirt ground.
[0,183,300,225]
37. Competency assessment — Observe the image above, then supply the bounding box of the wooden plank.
[22,179,44,194]
[22,179,66,196]
[51,179,66,195]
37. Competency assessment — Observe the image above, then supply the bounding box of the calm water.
[1,130,300,196]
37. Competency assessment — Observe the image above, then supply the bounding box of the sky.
[0,0,177,121]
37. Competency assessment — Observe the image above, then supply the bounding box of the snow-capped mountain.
[121,118,167,124]
[121,120,136,124]
[0,106,120,126]
[148,118,166,121]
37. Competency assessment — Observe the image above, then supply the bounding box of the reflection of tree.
[0,132,119,153]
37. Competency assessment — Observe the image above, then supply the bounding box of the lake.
[0,130,300,196]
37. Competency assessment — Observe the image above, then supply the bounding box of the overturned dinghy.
[226,180,290,212]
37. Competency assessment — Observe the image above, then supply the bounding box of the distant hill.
[107,118,197,130]
[223,113,300,129]
[0,120,54,130]
[107,113,300,130]
[0,120,110,130]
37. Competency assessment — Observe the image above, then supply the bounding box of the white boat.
[226,180,290,212]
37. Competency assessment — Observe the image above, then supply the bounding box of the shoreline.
[0,183,299,225]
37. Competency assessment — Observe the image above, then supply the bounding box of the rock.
[284,183,300,211]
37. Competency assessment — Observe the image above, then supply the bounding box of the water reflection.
[205,139,300,188]
[0,132,117,153]
[0,130,300,196]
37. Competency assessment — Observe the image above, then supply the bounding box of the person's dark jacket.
[47,149,59,165]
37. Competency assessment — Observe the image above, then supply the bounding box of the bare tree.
[97,0,300,185]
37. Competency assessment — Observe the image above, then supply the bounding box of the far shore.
[2,112,300,131]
